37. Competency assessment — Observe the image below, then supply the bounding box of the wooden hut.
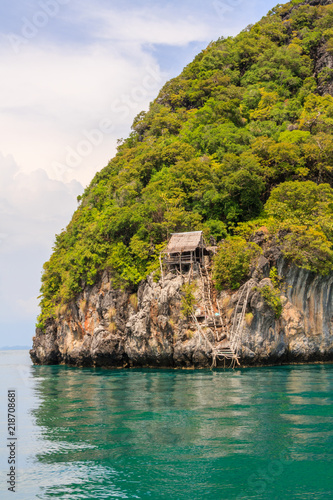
[163,231,206,272]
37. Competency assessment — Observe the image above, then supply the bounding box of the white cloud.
[0,153,82,329]
[0,1,265,190]
[68,0,261,46]
[0,153,82,252]
[0,40,165,186]
[84,7,212,46]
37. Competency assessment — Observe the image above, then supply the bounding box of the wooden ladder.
[215,347,234,359]
[214,343,240,368]
[199,265,220,332]
[228,281,253,364]
[190,269,253,369]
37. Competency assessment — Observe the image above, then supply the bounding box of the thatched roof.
[164,231,204,254]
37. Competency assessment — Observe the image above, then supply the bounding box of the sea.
[0,350,332,500]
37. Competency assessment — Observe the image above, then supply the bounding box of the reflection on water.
[1,351,332,500]
[28,364,333,500]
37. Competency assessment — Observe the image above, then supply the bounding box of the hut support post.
[190,252,193,282]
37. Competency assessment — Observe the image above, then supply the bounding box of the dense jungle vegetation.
[38,0,333,328]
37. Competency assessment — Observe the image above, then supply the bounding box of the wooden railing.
[164,255,200,265]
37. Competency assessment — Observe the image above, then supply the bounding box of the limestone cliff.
[30,251,333,368]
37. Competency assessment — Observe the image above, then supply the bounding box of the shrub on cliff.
[264,181,333,275]
[254,268,283,319]
[278,225,333,275]
[180,283,196,318]
[213,237,262,290]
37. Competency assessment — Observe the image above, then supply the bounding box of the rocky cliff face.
[30,252,333,368]
[237,259,333,365]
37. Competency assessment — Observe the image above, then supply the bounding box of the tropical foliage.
[38,0,333,328]
[213,237,262,290]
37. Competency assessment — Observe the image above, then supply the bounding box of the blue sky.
[0,0,287,347]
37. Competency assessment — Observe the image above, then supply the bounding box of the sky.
[0,0,287,347]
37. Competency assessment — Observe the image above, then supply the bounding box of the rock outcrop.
[30,253,333,368]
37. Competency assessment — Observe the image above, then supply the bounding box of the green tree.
[213,237,262,290]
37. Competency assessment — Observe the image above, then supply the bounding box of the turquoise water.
[0,351,333,499]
